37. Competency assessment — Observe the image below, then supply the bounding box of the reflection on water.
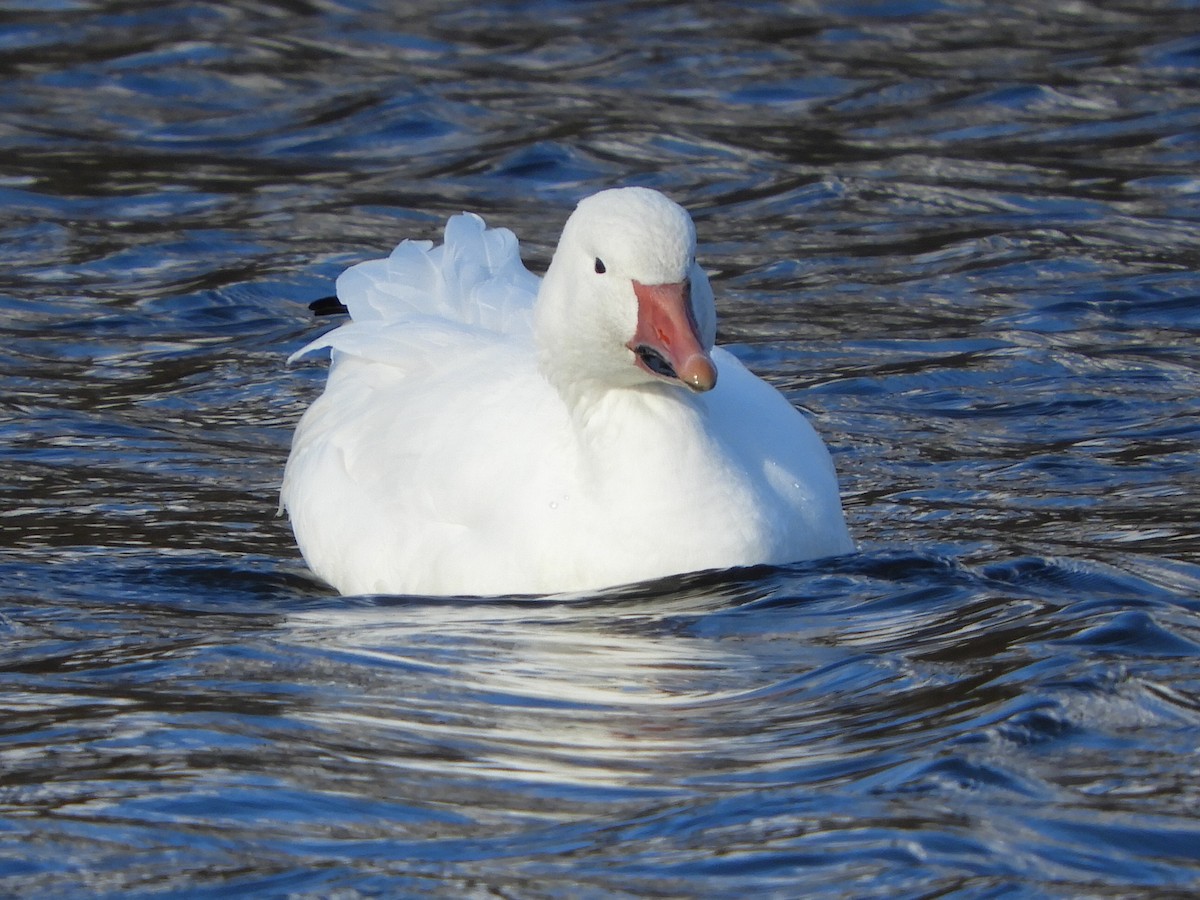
[291,607,738,789]
[2,0,1200,895]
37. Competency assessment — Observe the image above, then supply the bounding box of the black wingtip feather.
[309,295,349,317]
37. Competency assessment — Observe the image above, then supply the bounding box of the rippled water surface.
[3,1,1200,896]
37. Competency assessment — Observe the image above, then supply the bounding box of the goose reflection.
[281,582,762,791]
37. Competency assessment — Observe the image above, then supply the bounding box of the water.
[2,0,1199,895]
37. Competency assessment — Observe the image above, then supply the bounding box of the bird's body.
[282,188,852,596]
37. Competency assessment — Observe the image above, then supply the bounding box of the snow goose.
[282,187,852,596]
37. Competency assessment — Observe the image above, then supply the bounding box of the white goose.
[282,187,852,596]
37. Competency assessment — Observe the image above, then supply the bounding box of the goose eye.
[594,258,606,274]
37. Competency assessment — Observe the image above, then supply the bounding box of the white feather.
[282,188,853,596]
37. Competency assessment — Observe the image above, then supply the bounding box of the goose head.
[535,187,718,399]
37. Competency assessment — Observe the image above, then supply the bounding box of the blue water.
[2,1,1199,896]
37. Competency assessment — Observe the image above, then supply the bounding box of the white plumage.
[282,187,852,596]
